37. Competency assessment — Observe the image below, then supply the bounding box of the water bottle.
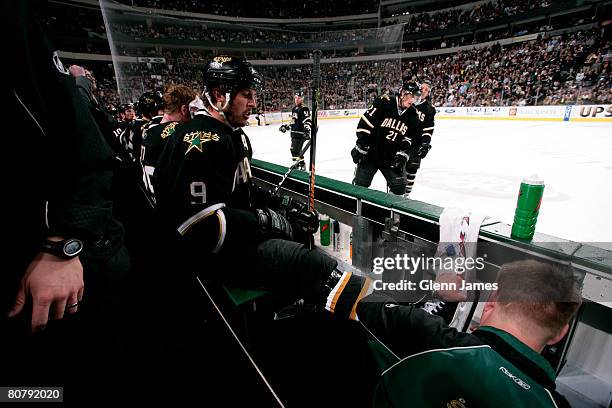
[511,175,545,240]
[332,220,340,251]
[319,214,331,246]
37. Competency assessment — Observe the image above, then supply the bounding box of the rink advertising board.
[435,105,611,122]
[249,105,611,126]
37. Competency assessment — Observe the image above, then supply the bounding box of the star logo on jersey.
[446,398,467,408]
[213,56,232,64]
[161,122,178,139]
[183,131,219,154]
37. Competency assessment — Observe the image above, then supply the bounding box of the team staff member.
[2,0,128,397]
[328,260,579,407]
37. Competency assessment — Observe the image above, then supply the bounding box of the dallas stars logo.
[183,131,220,154]
[161,122,177,139]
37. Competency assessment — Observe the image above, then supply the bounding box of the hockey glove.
[417,142,432,159]
[277,197,318,244]
[391,152,409,172]
[255,207,293,240]
[351,144,369,164]
[303,126,311,140]
[279,124,290,133]
[281,197,319,234]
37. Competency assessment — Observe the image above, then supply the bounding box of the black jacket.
[2,1,122,308]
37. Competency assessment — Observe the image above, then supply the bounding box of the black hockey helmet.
[294,90,304,97]
[137,90,164,117]
[203,56,263,94]
[203,56,263,113]
[401,79,421,96]
[121,103,134,112]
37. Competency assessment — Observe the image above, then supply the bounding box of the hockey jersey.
[154,111,269,258]
[290,105,312,137]
[140,119,179,207]
[414,98,436,145]
[356,94,420,163]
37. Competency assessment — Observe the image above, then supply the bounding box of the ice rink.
[245,118,612,245]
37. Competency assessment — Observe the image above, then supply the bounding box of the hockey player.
[405,80,436,196]
[154,56,358,314]
[125,90,164,162]
[140,84,197,207]
[351,80,421,195]
[279,90,312,171]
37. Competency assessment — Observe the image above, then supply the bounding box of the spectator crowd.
[87,29,610,112]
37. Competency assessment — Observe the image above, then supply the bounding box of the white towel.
[436,207,487,260]
[435,207,488,331]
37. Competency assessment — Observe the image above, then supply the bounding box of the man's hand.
[279,124,290,133]
[8,253,84,332]
[303,126,311,140]
[434,272,467,302]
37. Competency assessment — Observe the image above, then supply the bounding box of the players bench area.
[200,158,611,407]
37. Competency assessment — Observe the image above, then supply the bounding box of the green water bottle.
[319,214,331,246]
[511,175,545,240]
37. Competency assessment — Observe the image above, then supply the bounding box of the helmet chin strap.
[204,90,231,113]
[204,90,233,125]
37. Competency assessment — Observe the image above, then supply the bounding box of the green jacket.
[355,293,570,408]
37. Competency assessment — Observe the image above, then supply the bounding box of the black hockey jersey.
[356,94,420,163]
[414,98,436,145]
[121,116,162,163]
[290,105,312,136]
[154,111,268,257]
[140,119,180,207]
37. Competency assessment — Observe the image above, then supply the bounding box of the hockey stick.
[271,139,312,197]
[307,50,322,249]
[196,277,286,407]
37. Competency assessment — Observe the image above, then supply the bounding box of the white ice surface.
[245,118,612,245]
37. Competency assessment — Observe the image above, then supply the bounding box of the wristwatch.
[41,238,84,259]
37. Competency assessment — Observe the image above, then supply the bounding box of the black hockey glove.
[351,144,369,164]
[255,207,293,241]
[279,124,290,133]
[278,196,319,244]
[417,142,432,159]
[283,197,319,233]
[391,152,409,171]
[304,126,311,140]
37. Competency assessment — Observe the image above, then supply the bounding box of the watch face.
[64,239,83,256]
